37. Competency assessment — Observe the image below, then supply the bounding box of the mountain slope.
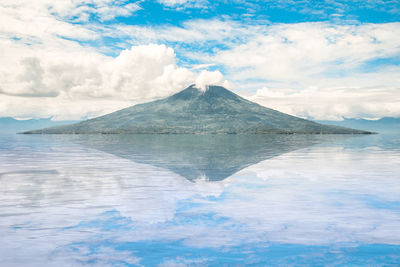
[23,85,371,134]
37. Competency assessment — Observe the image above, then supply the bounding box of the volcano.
[23,85,371,134]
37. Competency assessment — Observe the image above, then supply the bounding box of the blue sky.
[0,0,400,120]
[123,0,400,25]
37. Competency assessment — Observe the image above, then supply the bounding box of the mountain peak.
[169,84,242,102]
[194,84,223,92]
[185,84,229,92]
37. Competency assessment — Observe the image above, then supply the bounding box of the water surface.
[0,134,399,266]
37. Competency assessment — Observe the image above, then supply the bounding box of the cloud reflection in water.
[0,134,399,266]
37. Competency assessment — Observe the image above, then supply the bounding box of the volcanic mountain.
[24,85,371,134]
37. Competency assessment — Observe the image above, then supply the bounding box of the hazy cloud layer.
[249,86,400,120]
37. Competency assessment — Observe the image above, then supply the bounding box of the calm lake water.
[0,133,399,266]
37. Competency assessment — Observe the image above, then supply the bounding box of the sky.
[1,0,400,120]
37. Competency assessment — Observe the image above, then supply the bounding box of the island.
[23,85,372,134]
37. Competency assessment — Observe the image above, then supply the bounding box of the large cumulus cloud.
[0,42,229,120]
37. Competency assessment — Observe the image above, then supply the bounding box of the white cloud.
[111,19,261,47]
[157,0,209,10]
[0,41,231,119]
[1,0,140,25]
[209,22,400,119]
[96,44,195,100]
[114,20,400,119]
[214,23,400,82]
[191,63,216,70]
[159,0,189,6]
[0,1,98,42]
[249,85,400,120]
[0,3,236,120]
[110,21,400,119]
[195,70,231,91]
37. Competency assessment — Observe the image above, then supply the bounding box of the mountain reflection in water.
[72,134,347,181]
